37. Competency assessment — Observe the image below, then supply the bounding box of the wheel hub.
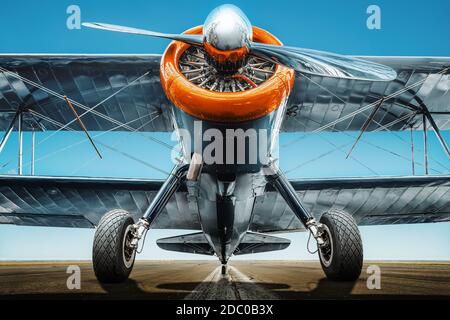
[122,225,136,268]
[318,225,333,267]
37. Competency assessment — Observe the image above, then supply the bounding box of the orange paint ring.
[160,26,294,122]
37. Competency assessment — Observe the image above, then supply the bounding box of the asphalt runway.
[0,260,449,299]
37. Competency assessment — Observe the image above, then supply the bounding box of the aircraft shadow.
[1,277,449,300]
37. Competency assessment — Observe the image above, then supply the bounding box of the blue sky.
[0,0,449,261]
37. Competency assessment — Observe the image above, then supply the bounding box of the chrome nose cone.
[203,4,252,51]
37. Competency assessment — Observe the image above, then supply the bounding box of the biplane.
[0,4,449,282]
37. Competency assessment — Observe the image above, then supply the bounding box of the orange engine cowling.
[160,26,294,123]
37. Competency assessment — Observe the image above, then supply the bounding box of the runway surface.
[0,260,449,299]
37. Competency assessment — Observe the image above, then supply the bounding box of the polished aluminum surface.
[0,175,197,229]
[179,46,275,92]
[0,175,448,231]
[157,231,290,256]
[0,55,449,133]
[282,56,450,132]
[254,175,450,231]
[203,4,252,51]
[0,55,173,132]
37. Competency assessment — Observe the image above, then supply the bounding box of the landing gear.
[318,210,363,281]
[265,163,363,281]
[92,209,136,283]
[92,163,191,283]
[221,264,227,275]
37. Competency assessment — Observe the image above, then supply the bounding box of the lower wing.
[0,175,448,231]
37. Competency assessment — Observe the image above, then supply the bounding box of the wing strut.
[422,105,450,160]
[0,109,20,154]
[423,114,429,175]
[346,97,385,158]
[410,125,415,175]
[0,109,24,175]
[17,112,23,175]
[31,127,36,175]
[63,96,103,159]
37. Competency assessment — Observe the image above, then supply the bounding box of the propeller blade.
[82,22,203,45]
[249,42,397,81]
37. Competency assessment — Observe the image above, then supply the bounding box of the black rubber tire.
[318,210,363,281]
[92,209,136,283]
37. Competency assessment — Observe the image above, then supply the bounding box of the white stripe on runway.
[185,266,278,300]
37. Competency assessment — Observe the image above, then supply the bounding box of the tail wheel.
[221,265,227,275]
[318,210,363,281]
[93,209,136,283]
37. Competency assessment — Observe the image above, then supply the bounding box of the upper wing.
[250,175,450,233]
[282,56,450,132]
[0,175,200,230]
[0,54,173,132]
[3,55,448,133]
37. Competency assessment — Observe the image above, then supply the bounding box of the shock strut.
[264,163,325,246]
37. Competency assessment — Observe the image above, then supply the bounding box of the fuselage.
[172,107,285,262]
[159,5,294,262]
